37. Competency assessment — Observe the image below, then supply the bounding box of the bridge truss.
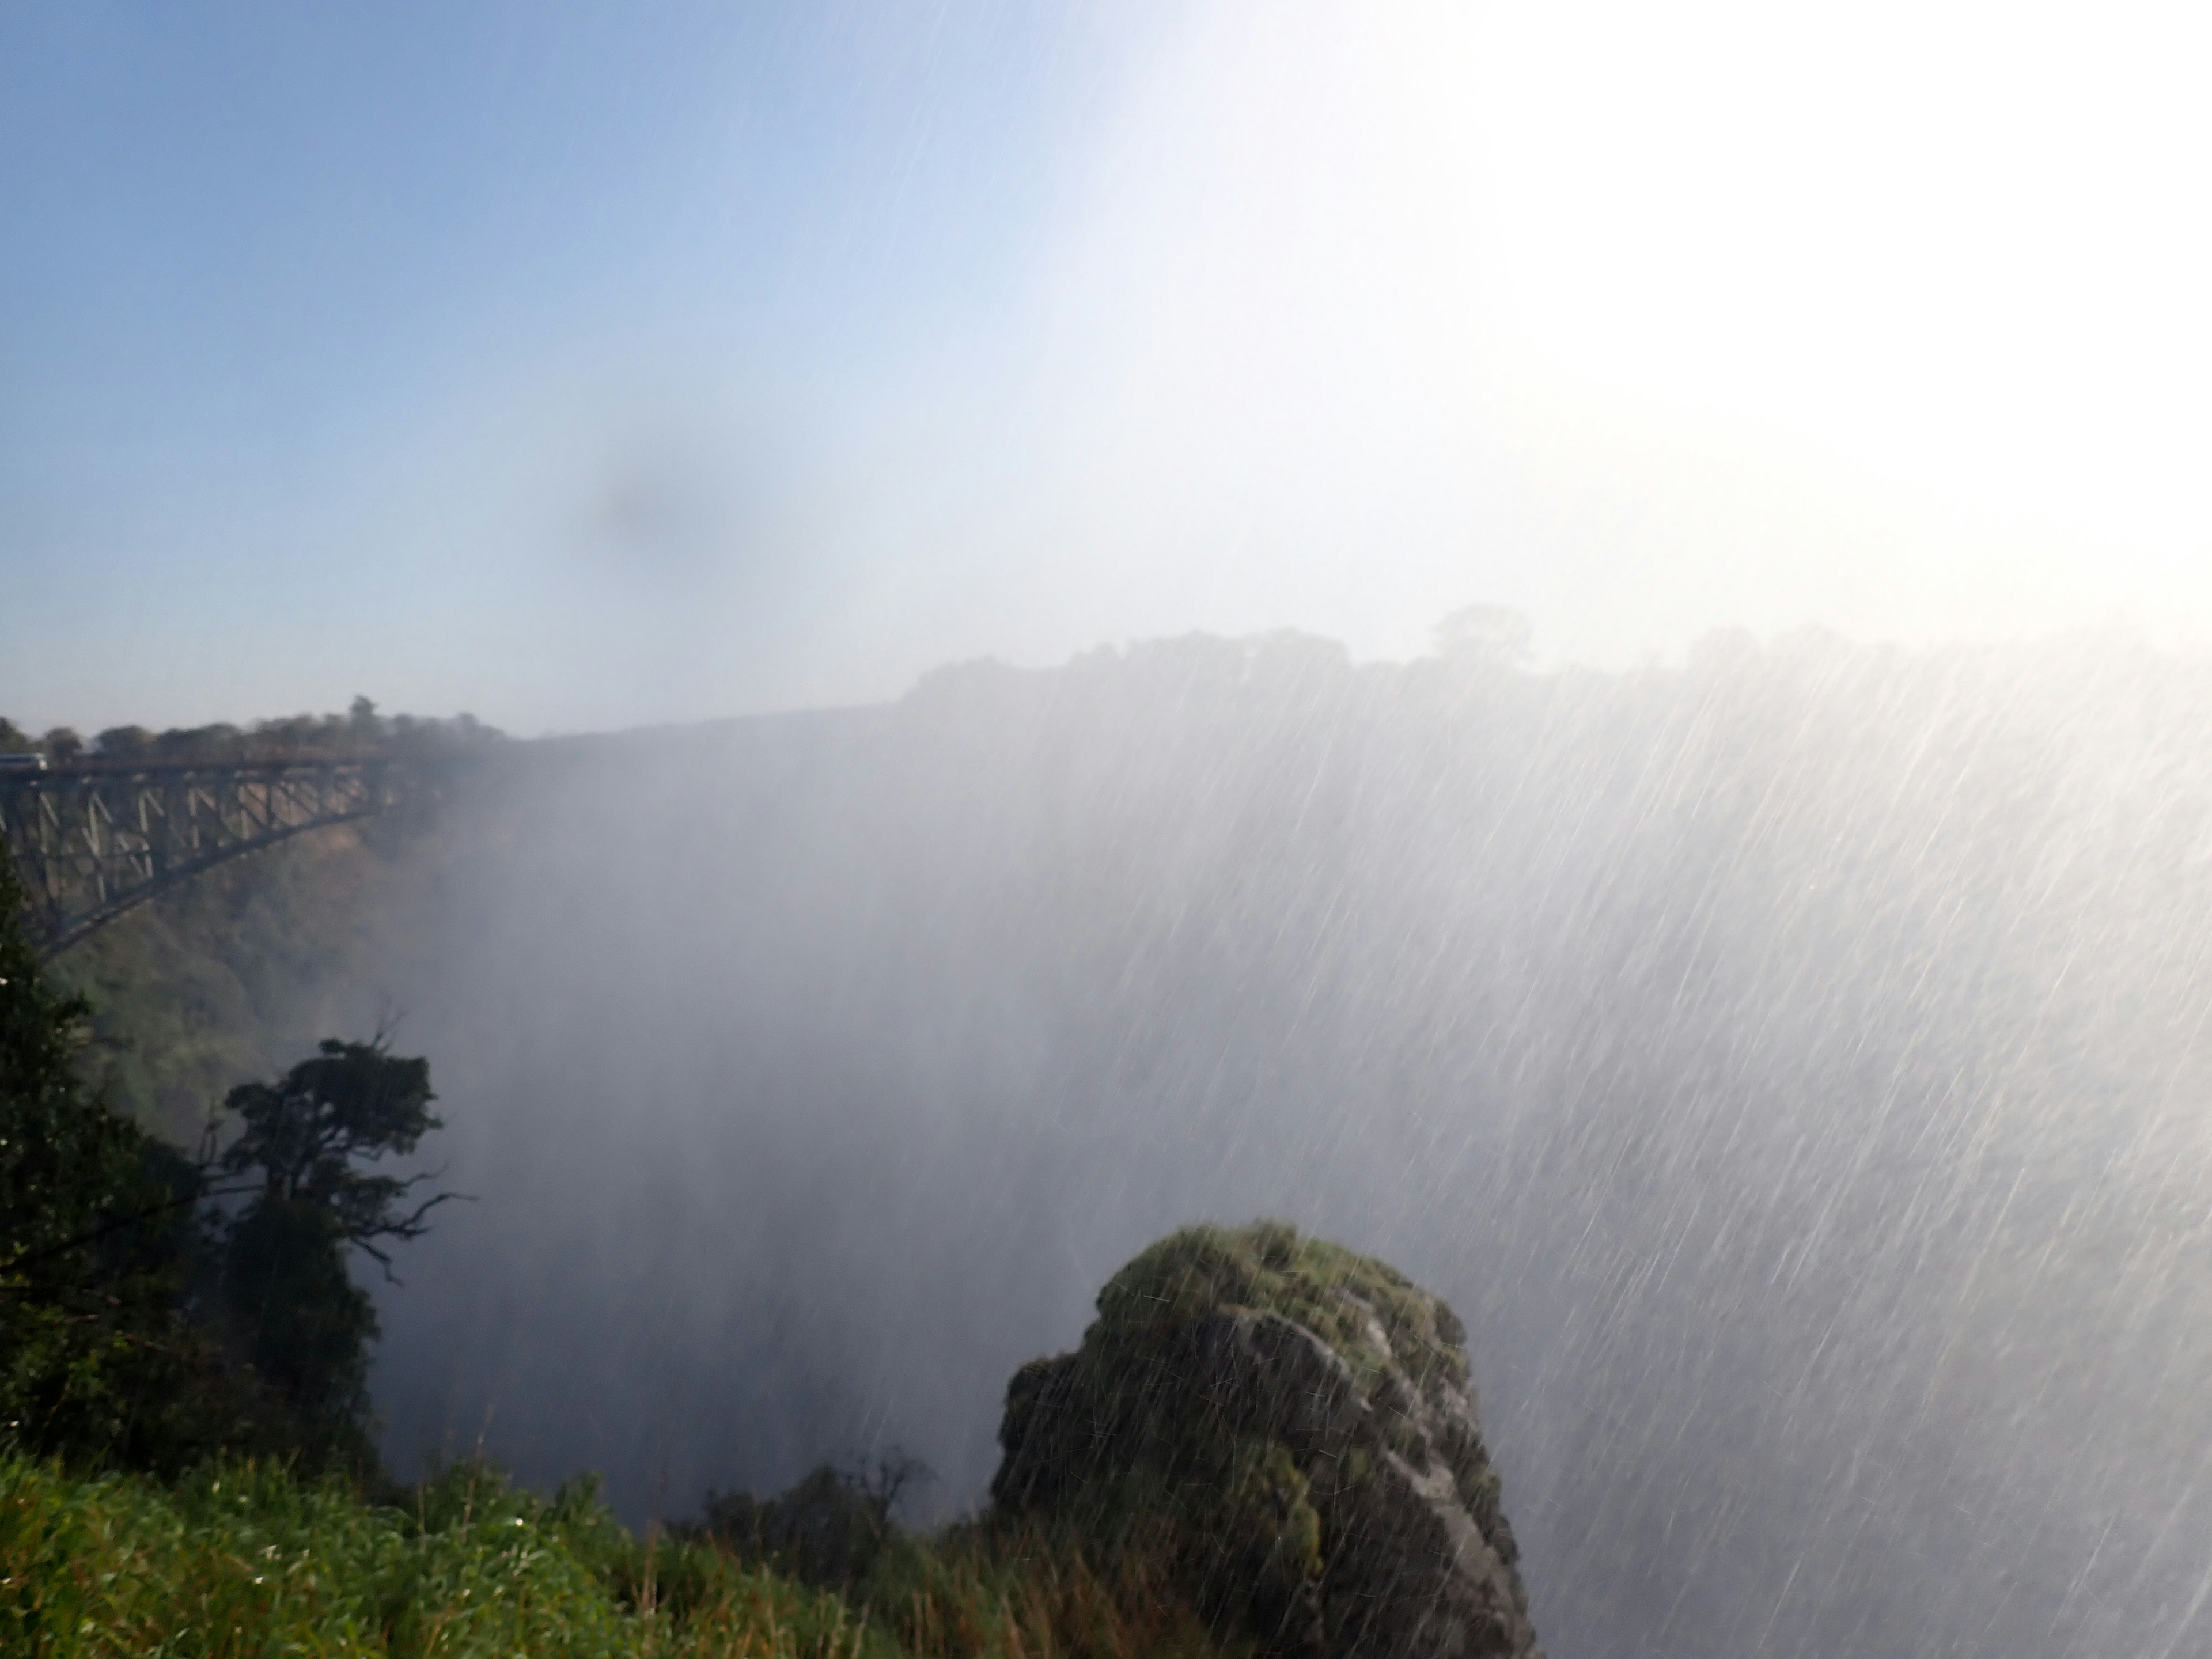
[0,759,402,960]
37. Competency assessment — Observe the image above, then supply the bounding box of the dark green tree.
[213,1038,459,1468]
[92,725,153,760]
[0,847,217,1467]
[347,694,384,746]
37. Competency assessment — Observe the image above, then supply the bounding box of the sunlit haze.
[16,12,2212,1658]
[6,0,2209,729]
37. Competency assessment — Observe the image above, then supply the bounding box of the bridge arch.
[0,758,413,960]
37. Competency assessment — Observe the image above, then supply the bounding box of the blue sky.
[7,2,2211,734]
[2,1,1145,730]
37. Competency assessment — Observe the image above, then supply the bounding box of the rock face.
[993,1222,1542,1659]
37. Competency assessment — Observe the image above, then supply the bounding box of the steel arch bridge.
[0,758,410,960]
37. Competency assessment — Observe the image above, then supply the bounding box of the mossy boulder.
[992,1222,1542,1659]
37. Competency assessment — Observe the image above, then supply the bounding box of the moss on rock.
[992,1222,1541,1659]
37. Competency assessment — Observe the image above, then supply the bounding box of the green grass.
[1,1456,877,1658]
[862,1520,1243,1659]
[0,1457,1238,1659]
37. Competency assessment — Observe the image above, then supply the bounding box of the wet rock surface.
[993,1223,1543,1659]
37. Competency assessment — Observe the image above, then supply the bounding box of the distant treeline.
[0,696,505,764]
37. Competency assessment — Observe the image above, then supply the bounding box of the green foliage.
[209,1039,459,1472]
[216,1199,380,1469]
[991,1222,1474,1655]
[50,825,415,1141]
[696,1453,934,1592]
[3,836,458,1475]
[1092,1221,1468,1395]
[696,1459,1243,1659]
[10,700,503,1140]
[0,847,224,1471]
[865,1516,1245,1659]
[217,1040,450,1266]
[1,703,502,768]
[0,1456,1243,1659]
[0,1456,889,1658]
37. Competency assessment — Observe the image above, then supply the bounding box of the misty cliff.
[59,626,2212,1659]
